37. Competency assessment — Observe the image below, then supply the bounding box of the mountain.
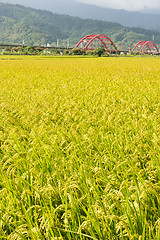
[0,2,160,50]
[1,0,160,32]
[141,8,160,15]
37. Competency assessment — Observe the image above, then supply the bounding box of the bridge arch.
[75,34,118,52]
[132,41,159,54]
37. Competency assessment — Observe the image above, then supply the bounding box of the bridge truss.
[75,34,118,52]
[132,41,159,54]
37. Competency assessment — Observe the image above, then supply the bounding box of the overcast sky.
[76,0,160,11]
[1,0,160,11]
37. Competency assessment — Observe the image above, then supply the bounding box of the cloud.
[76,0,160,11]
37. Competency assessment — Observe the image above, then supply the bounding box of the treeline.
[1,45,158,57]
[0,45,108,56]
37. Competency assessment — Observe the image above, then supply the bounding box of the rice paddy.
[0,56,160,239]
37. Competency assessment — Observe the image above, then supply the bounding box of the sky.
[1,0,160,11]
[76,0,160,11]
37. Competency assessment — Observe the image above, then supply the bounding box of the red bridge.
[132,41,159,54]
[75,34,118,52]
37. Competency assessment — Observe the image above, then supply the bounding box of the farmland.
[0,56,160,239]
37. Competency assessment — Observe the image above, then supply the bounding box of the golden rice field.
[0,55,160,240]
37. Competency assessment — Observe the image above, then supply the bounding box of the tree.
[93,46,105,57]
[71,48,85,55]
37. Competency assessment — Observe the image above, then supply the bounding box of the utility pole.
[153,35,155,41]
[67,39,69,49]
[129,44,131,53]
[57,39,59,48]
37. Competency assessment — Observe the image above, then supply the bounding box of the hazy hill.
[0,2,160,50]
[1,0,160,32]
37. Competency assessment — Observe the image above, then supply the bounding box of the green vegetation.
[0,2,160,49]
[0,46,96,56]
[0,56,160,239]
[93,46,106,56]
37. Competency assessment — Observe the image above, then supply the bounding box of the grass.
[0,56,160,239]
